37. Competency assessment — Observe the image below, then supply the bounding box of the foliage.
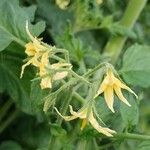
[0,0,150,150]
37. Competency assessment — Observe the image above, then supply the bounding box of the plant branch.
[104,0,147,64]
[114,132,150,141]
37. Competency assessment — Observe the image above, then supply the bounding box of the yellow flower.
[25,42,36,56]
[95,69,138,113]
[54,105,116,137]
[20,53,41,78]
[20,21,48,78]
[25,21,46,53]
[56,0,70,10]
[38,52,71,89]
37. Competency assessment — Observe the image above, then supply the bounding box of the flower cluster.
[21,22,137,137]
[21,21,71,89]
[55,68,137,137]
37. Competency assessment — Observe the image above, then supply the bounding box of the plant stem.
[48,89,73,150]
[13,37,25,47]
[104,0,147,64]
[70,70,91,85]
[114,133,150,141]
[0,109,19,134]
[57,90,73,125]
[0,100,13,122]
[73,92,85,104]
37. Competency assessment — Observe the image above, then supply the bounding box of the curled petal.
[51,63,71,70]
[104,86,115,113]
[120,83,138,99]
[69,105,87,119]
[114,86,131,107]
[40,77,52,89]
[20,60,32,78]
[53,71,68,80]
[54,107,77,121]
[89,112,116,137]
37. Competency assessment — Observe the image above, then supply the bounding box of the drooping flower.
[38,52,72,89]
[54,105,116,137]
[95,69,138,113]
[20,21,47,78]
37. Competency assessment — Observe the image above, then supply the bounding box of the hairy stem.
[48,89,73,150]
[104,0,147,64]
[114,132,150,141]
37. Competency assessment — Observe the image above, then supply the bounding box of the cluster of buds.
[21,22,138,137]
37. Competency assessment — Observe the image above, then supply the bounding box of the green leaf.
[120,93,139,127]
[0,44,33,114]
[36,0,71,43]
[0,0,46,114]
[0,0,45,51]
[30,81,49,114]
[0,141,22,150]
[50,123,67,137]
[120,44,150,88]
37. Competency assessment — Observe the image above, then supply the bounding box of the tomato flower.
[54,105,116,137]
[95,69,138,113]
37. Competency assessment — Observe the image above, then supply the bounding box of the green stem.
[104,0,147,64]
[13,37,25,47]
[73,92,85,103]
[0,110,19,134]
[0,100,13,122]
[114,133,150,141]
[57,90,73,125]
[83,62,106,78]
[70,70,91,85]
[48,89,73,150]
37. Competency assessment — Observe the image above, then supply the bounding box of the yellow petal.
[69,105,87,119]
[41,52,49,65]
[54,107,77,121]
[20,60,32,78]
[89,112,116,137]
[120,83,138,99]
[25,42,36,56]
[53,71,68,80]
[51,63,71,70]
[81,119,87,130]
[114,85,131,107]
[40,77,52,89]
[104,86,115,113]
[94,80,107,98]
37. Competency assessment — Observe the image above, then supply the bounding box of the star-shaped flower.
[95,69,138,113]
